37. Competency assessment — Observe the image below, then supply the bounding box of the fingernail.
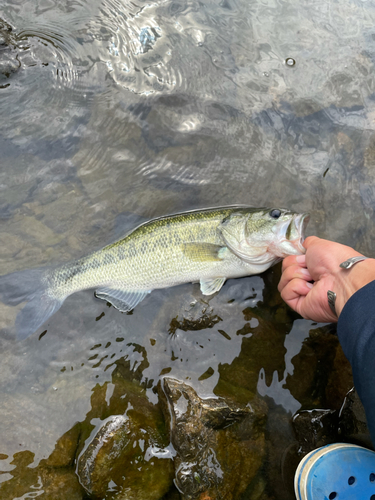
[300,267,311,277]
[296,255,306,264]
[306,282,314,289]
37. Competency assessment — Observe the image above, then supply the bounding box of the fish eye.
[269,209,281,219]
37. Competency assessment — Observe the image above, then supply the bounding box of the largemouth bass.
[0,206,309,339]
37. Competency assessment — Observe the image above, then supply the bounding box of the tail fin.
[0,267,64,340]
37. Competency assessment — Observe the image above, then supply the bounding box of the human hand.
[278,236,375,322]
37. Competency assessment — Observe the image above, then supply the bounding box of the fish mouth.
[270,211,310,257]
[291,213,310,253]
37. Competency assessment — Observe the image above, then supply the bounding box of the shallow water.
[0,0,374,498]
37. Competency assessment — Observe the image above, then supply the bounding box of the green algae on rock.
[0,449,84,500]
[77,412,174,500]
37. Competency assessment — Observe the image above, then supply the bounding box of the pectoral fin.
[200,277,226,295]
[95,287,151,312]
[182,243,226,262]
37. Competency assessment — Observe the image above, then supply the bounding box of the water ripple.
[0,17,98,146]
[87,0,245,97]
[90,0,174,95]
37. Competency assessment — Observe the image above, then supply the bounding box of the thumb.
[303,236,322,250]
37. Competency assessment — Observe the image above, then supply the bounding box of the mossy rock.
[0,450,84,500]
[160,377,267,500]
[77,412,174,499]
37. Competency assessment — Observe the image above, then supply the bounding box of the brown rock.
[44,422,81,467]
[77,413,174,500]
[160,377,267,500]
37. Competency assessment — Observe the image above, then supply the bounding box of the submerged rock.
[160,377,267,500]
[292,409,339,454]
[291,388,373,463]
[44,422,81,468]
[0,17,55,81]
[38,467,84,500]
[71,349,174,499]
[0,56,20,78]
[0,18,14,47]
[0,449,84,500]
[338,387,373,449]
[77,412,174,500]
[286,324,353,409]
[168,308,222,336]
[0,19,20,79]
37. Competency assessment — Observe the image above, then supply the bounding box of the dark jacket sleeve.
[338,280,375,446]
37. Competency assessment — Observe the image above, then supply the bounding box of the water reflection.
[1,0,375,497]
[0,269,355,498]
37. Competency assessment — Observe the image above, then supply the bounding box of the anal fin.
[200,277,226,295]
[95,287,151,312]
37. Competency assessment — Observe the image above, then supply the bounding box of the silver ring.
[327,290,337,316]
[339,256,369,269]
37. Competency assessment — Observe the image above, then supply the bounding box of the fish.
[0,206,309,340]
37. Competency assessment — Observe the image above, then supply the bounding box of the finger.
[279,277,313,314]
[282,255,301,273]
[282,254,307,274]
[303,236,321,250]
[278,264,313,293]
[296,254,306,266]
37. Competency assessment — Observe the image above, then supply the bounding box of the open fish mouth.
[270,211,310,257]
[292,213,310,253]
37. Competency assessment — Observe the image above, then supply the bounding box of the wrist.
[334,259,375,316]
